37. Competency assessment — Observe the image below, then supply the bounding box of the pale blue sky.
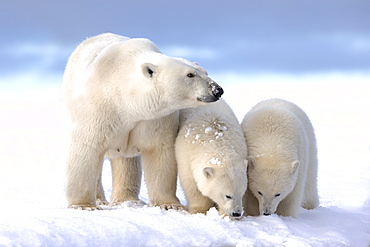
[1,0,369,85]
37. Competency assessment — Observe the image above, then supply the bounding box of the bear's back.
[65,33,160,74]
[180,99,238,127]
[178,99,246,161]
[250,99,313,132]
[252,99,316,154]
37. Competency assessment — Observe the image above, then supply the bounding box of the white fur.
[62,33,223,210]
[176,99,248,219]
[242,98,319,217]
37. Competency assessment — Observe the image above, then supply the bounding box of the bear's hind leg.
[96,168,108,206]
[65,145,104,210]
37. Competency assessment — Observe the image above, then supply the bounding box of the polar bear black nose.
[211,83,224,99]
[231,212,241,218]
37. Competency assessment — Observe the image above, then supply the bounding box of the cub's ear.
[247,156,256,169]
[141,63,157,78]
[244,159,249,169]
[203,167,214,179]
[290,160,300,175]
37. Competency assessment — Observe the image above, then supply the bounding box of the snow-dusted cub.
[62,33,223,210]
[241,99,319,217]
[176,99,248,219]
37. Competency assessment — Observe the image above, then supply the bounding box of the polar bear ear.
[141,63,157,78]
[244,159,249,169]
[247,156,256,169]
[203,167,214,179]
[290,160,300,175]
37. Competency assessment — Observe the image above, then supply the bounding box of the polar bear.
[62,33,223,210]
[241,98,319,217]
[175,99,248,219]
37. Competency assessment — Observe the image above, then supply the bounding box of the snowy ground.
[0,75,369,246]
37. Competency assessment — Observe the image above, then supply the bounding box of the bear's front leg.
[141,148,184,210]
[242,188,260,216]
[65,143,104,210]
[187,191,214,215]
[276,188,303,217]
[110,156,145,206]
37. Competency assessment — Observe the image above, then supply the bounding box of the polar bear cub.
[176,99,248,219]
[241,98,319,217]
[62,33,223,210]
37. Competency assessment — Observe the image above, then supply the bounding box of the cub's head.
[247,155,300,216]
[194,159,248,219]
[140,56,223,109]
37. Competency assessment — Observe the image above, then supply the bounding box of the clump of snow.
[208,157,223,166]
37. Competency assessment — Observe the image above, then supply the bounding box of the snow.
[0,75,369,246]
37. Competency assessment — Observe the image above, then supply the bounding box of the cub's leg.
[243,188,260,216]
[302,162,319,210]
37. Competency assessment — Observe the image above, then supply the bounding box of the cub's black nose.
[263,212,271,216]
[231,212,241,218]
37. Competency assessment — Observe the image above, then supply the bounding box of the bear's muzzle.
[197,81,224,103]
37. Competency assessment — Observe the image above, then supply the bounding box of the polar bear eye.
[258,191,263,196]
[275,193,281,197]
[225,195,232,199]
[187,73,195,78]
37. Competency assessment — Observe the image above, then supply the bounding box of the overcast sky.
[1,0,369,84]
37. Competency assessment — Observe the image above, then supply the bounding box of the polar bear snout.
[210,82,224,99]
[197,81,224,103]
[231,211,242,218]
[263,210,272,216]
[211,82,224,99]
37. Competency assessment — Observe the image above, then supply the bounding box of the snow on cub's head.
[247,155,300,216]
[194,156,248,219]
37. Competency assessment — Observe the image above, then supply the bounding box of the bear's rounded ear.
[247,156,256,169]
[141,63,157,78]
[290,160,300,175]
[203,167,214,179]
[244,159,249,169]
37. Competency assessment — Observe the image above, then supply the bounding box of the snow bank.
[0,75,369,246]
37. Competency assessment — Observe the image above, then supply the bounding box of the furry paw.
[159,203,186,211]
[69,204,102,211]
[110,199,146,208]
[96,199,109,206]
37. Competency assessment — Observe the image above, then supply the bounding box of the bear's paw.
[69,204,103,211]
[159,203,185,211]
[110,199,146,208]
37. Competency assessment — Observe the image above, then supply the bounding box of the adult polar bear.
[62,33,223,210]
[176,99,248,219]
[242,99,319,217]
